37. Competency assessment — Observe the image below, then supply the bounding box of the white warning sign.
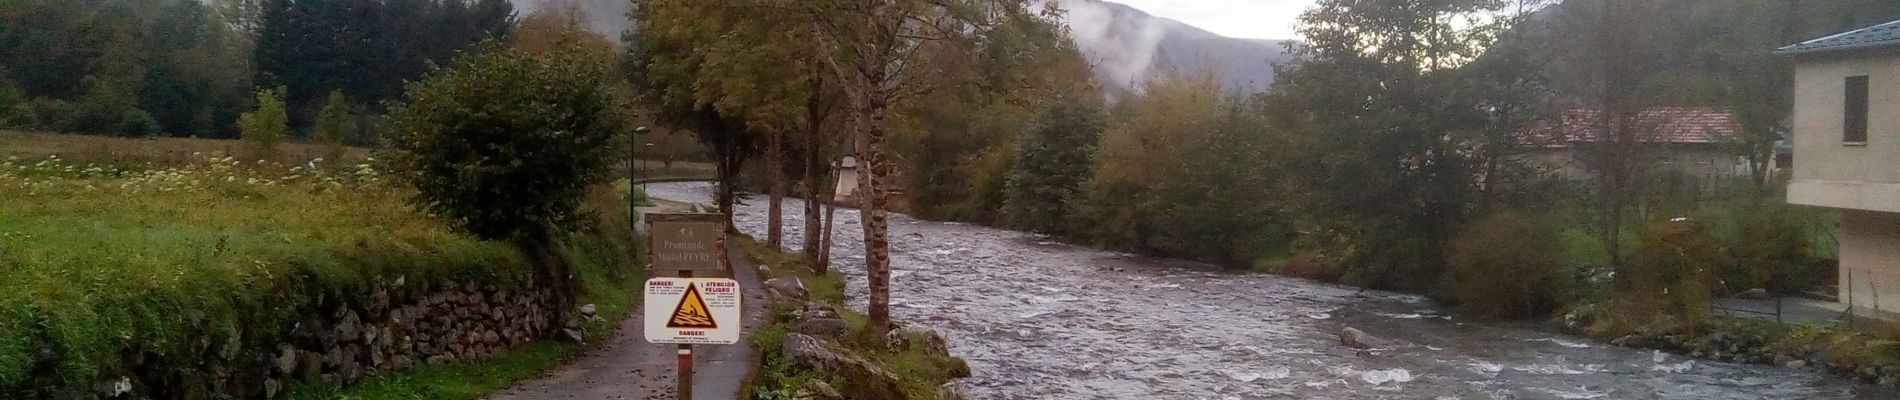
[644,278,742,344]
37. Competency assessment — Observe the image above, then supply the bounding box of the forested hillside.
[0,0,512,139]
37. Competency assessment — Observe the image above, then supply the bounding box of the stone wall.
[260,281,559,397]
[85,279,562,399]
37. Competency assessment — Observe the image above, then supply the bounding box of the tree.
[1268,0,1523,289]
[1001,92,1103,235]
[385,43,627,321]
[798,0,1038,334]
[629,0,824,248]
[315,90,355,160]
[238,86,288,159]
[1560,0,1668,286]
[255,0,514,129]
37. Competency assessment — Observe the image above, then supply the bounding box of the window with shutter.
[1845,75,1869,144]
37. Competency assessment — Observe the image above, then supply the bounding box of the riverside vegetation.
[733,236,972,400]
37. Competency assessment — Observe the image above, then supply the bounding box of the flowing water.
[648,182,1892,399]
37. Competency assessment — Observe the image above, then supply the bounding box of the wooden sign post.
[644,213,729,400]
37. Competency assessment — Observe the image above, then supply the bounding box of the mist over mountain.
[507,0,632,40]
[1050,0,1294,94]
[502,0,1289,93]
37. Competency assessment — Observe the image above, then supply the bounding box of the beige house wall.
[1788,49,1900,211]
[1839,210,1900,316]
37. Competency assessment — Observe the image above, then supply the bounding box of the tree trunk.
[860,87,893,334]
[768,129,784,248]
[804,86,827,273]
[717,151,738,232]
[821,186,836,268]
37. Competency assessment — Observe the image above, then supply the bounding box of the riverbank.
[649,181,1885,398]
[1565,304,1900,387]
[733,235,971,400]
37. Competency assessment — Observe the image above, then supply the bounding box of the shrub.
[1443,211,1572,319]
[385,41,627,315]
[70,77,158,136]
[239,87,290,159]
[17,98,76,131]
[385,42,627,243]
[0,79,20,126]
[1625,219,1724,325]
[1725,202,1818,295]
[315,90,356,160]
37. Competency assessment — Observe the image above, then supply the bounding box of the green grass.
[281,341,570,400]
[280,172,646,400]
[0,142,643,398]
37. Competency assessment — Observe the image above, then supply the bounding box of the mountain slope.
[507,0,1291,93]
[1054,0,1293,93]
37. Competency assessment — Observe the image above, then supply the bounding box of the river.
[647,182,1891,399]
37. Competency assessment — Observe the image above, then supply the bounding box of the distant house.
[1526,107,1750,181]
[833,155,860,203]
[1778,19,1900,317]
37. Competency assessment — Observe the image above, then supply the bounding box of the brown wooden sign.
[647,213,725,272]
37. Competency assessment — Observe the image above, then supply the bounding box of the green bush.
[1443,211,1572,319]
[238,87,290,159]
[0,79,21,126]
[70,77,159,136]
[386,42,627,243]
[1724,202,1819,295]
[315,90,356,160]
[1625,220,1724,324]
[18,98,77,132]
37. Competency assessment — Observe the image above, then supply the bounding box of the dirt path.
[489,209,767,400]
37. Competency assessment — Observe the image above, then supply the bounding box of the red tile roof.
[1530,107,1740,147]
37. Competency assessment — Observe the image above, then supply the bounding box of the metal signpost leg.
[678,269,693,400]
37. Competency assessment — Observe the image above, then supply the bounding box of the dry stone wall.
[88,279,560,400]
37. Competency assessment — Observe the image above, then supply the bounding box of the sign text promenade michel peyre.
[648,213,722,272]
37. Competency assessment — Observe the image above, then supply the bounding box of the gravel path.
[489,205,766,400]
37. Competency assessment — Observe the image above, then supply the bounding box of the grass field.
[0,130,374,166]
[0,133,641,398]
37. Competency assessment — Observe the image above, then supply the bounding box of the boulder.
[798,303,840,320]
[1339,327,1380,350]
[885,328,950,356]
[798,318,851,338]
[794,380,844,400]
[767,277,809,300]
[580,304,599,318]
[782,334,908,400]
[937,383,970,400]
[273,344,298,375]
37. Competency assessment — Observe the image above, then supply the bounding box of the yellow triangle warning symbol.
[666,282,718,329]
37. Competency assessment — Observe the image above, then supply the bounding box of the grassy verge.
[732,236,970,400]
[0,134,643,398]
[281,176,646,400]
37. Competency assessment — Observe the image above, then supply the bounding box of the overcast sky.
[1111,0,1317,40]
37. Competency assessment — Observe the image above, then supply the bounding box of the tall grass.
[0,147,639,396]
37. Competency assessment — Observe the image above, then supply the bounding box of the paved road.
[489,207,766,400]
